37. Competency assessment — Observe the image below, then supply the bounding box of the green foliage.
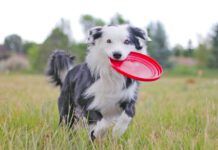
[27,44,40,72]
[4,34,23,53]
[80,15,105,33]
[167,65,218,77]
[70,43,87,63]
[167,65,198,76]
[110,13,129,25]
[194,43,210,67]
[36,27,70,72]
[172,41,194,58]
[208,24,218,68]
[172,44,184,57]
[147,22,171,68]
[183,50,191,57]
[186,40,194,57]
[57,18,73,42]
[23,42,37,54]
[3,15,218,73]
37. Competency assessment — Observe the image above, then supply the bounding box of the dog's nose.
[113,52,122,59]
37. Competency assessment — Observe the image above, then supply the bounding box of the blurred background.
[0,1,218,148]
[0,0,218,77]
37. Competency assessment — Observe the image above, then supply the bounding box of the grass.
[0,74,217,150]
[166,65,218,78]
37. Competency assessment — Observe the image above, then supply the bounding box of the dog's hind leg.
[58,77,76,128]
[58,95,75,128]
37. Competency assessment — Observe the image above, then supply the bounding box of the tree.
[70,43,87,63]
[208,24,218,68]
[187,39,194,57]
[80,15,105,34]
[35,27,70,72]
[194,42,210,67]
[4,34,23,53]
[27,43,40,71]
[110,13,129,25]
[147,22,171,68]
[56,18,73,42]
[23,41,37,54]
[172,44,185,57]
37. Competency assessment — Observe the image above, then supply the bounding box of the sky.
[0,0,217,47]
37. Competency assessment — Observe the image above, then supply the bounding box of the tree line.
[2,14,218,72]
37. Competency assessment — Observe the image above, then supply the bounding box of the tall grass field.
[0,74,217,149]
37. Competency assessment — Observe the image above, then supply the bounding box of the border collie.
[46,24,151,141]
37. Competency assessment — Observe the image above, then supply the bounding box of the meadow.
[0,74,217,150]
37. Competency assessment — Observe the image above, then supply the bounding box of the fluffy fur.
[46,24,151,141]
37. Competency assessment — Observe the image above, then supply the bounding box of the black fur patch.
[128,27,146,50]
[65,63,96,107]
[91,130,96,141]
[93,32,102,40]
[86,110,103,124]
[125,78,133,89]
[88,27,103,46]
[58,63,98,126]
[95,28,102,32]
[120,100,136,117]
[120,101,128,110]
[78,96,94,110]
[46,50,74,87]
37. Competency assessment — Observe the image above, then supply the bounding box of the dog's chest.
[85,76,137,118]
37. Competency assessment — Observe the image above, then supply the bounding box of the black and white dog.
[46,24,151,140]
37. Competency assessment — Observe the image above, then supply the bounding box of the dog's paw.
[89,128,106,141]
[90,130,96,141]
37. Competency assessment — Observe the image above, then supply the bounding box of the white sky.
[0,0,217,47]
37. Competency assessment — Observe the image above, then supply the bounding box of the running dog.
[46,24,151,140]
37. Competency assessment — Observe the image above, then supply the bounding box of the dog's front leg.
[113,100,136,137]
[86,110,109,141]
[90,118,112,141]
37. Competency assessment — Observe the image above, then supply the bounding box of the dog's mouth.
[108,54,129,61]
[109,57,127,62]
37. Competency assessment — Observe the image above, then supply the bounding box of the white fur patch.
[112,112,132,137]
[85,50,137,118]
[92,119,112,138]
[59,66,73,83]
[85,25,140,119]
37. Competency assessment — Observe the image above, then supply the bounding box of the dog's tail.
[46,50,75,87]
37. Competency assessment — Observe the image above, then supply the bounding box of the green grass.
[166,65,218,78]
[0,74,217,149]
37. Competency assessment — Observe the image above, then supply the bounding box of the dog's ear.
[144,30,152,42]
[129,27,151,42]
[87,26,103,46]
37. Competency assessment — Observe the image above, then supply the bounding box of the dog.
[46,24,151,141]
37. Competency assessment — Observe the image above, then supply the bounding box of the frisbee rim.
[109,52,163,82]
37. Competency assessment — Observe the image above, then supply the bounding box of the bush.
[167,65,198,76]
[27,44,40,72]
[0,54,29,72]
[70,43,87,63]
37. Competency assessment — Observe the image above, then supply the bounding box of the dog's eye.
[124,39,130,45]
[106,39,112,44]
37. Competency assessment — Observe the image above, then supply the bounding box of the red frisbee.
[109,52,163,82]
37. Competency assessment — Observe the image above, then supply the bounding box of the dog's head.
[87,25,151,61]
